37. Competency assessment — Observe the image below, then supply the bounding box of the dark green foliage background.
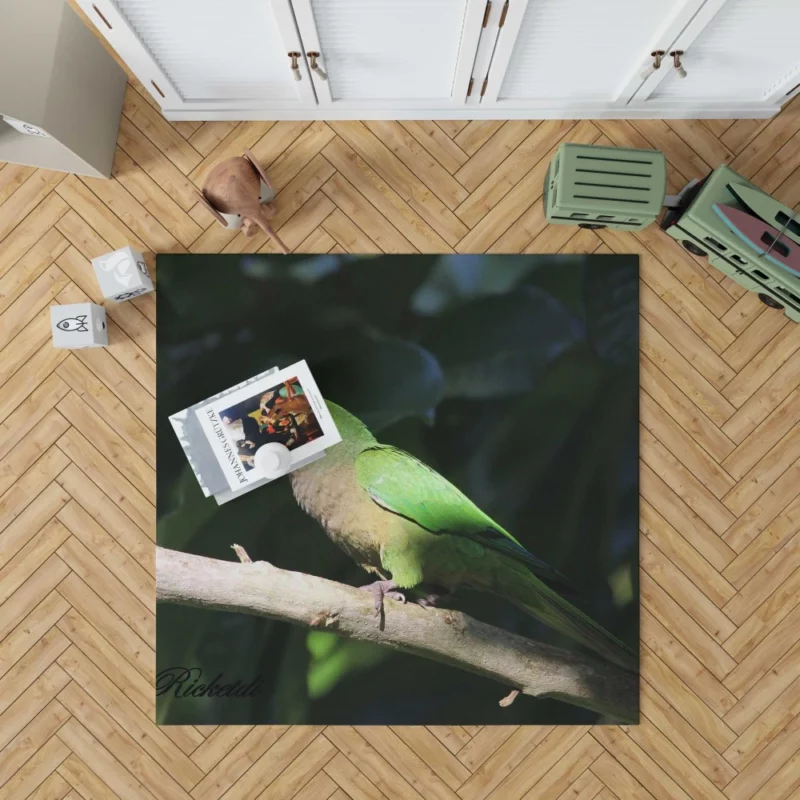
[156,254,639,725]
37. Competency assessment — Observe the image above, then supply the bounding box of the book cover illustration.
[196,359,341,493]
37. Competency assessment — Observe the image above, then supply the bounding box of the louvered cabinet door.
[289,0,486,108]
[480,0,706,108]
[632,0,800,109]
[75,0,316,112]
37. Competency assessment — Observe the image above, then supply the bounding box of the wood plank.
[640,284,736,390]
[435,120,470,138]
[122,85,202,175]
[56,716,160,800]
[111,148,203,248]
[189,727,288,800]
[0,698,70,787]
[55,175,147,254]
[116,115,201,211]
[723,496,800,587]
[641,392,736,500]
[356,727,461,800]
[330,121,468,246]
[641,500,735,608]
[454,121,506,156]
[322,207,378,253]
[58,500,155,624]
[78,171,184,255]
[458,121,598,251]
[454,121,539,192]
[642,537,736,643]
[323,138,446,252]
[266,121,337,190]
[723,642,800,734]
[295,227,336,254]
[637,680,736,790]
[56,571,153,682]
[187,121,238,157]
[723,532,800,623]
[322,174,411,253]
[724,674,800,771]
[721,349,800,443]
[0,265,70,352]
[0,170,65,243]
[56,646,203,790]
[0,163,36,206]
[456,727,552,800]
[723,426,800,515]
[640,356,735,463]
[0,229,68,316]
[455,120,575,229]
[0,192,68,277]
[400,121,469,174]
[365,121,468,209]
[642,573,737,683]
[722,459,800,552]
[2,731,70,800]
[253,191,335,254]
[723,567,800,662]
[640,427,737,536]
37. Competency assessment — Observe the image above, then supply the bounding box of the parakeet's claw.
[359,579,405,617]
[416,586,449,609]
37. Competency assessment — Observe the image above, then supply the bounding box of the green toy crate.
[544,143,666,231]
[661,164,800,322]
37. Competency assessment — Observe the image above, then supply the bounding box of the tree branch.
[156,546,638,722]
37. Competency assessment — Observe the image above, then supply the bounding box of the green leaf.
[421,286,583,398]
[157,465,218,551]
[306,632,389,698]
[315,337,445,431]
[582,256,639,365]
[411,254,541,315]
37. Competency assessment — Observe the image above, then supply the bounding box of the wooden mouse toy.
[197,149,289,254]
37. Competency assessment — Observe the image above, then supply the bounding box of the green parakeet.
[290,402,637,672]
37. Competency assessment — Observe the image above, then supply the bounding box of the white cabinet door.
[480,0,706,110]
[290,0,486,109]
[75,0,316,112]
[632,0,800,109]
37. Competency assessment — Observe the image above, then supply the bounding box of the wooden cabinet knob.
[288,52,302,81]
[307,52,327,81]
[670,50,687,79]
[641,51,665,81]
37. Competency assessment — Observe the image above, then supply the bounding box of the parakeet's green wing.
[355,445,577,593]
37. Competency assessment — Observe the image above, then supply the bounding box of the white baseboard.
[163,104,780,122]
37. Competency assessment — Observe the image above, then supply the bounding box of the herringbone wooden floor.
[2,53,800,797]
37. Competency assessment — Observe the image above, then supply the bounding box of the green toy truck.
[544,142,800,322]
[660,165,800,322]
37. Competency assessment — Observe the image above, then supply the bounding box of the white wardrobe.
[78,0,800,120]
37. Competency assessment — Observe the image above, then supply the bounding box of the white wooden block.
[51,303,108,348]
[91,245,154,302]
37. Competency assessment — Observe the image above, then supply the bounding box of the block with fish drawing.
[91,246,154,302]
[50,303,108,349]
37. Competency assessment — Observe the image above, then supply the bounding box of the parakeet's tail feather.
[474,530,580,596]
[497,567,637,673]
